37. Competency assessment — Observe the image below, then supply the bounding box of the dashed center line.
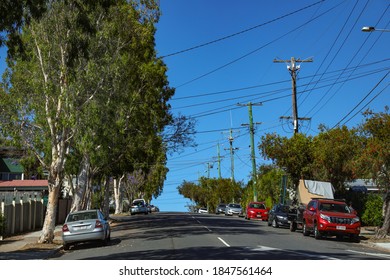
[218,237,231,247]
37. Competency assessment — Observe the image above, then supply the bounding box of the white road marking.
[250,246,340,260]
[204,226,212,232]
[346,249,390,259]
[218,237,231,247]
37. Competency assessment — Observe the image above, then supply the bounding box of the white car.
[225,203,243,216]
[130,199,149,215]
[198,207,208,214]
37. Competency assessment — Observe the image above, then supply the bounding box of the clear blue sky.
[0,1,388,212]
[153,0,390,212]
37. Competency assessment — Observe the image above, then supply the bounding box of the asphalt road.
[51,212,390,260]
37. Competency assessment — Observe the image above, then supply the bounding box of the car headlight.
[320,213,331,223]
[351,217,360,224]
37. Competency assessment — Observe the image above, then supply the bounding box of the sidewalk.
[0,225,63,260]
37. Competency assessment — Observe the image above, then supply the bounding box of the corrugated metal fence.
[0,192,45,238]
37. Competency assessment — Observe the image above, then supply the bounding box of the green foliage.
[259,133,313,190]
[0,213,6,236]
[178,178,243,212]
[362,194,383,226]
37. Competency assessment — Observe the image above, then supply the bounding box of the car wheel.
[267,218,272,226]
[302,221,310,236]
[272,218,279,228]
[314,224,322,239]
[63,243,70,251]
[290,221,297,232]
[349,234,360,243]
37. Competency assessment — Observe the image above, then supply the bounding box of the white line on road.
[346,249,390,259]
[204,226,212,232]
[218,237,231,247]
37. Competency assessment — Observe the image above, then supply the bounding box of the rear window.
[67,211,97,222]
[249,203,266,209]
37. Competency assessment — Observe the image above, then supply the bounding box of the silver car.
[225,203,243,216]
[62,209,111,250]
[130,199,149,215]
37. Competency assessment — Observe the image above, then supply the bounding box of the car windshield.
[133,201,144,206]
[229,204,241,208]
[67,211,97,222]
[250,203,266,209]
[319,202,350,213]
[276,206,289,213]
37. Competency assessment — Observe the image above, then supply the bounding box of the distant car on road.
[130,199,149,215]
[215,203,227,214]
[245,201,269,221]
[198,207,208,214]
[268,204,290,228]
[62,209,111,250]
[225,203,242,216]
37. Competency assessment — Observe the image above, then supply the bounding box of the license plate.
[75,226,87,231]
[336,226,346,230]
[257,214,261,217]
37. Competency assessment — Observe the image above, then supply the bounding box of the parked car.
[62,209,111,250]
[130,199,149,215]
[302,198,361,242]
[268,204,290,228]
[150,205,160,212]
[225,203,242,216]
[198,207,208,214]
[245,201,269,221]
[215,203,227,214]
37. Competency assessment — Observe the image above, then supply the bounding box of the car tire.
[314,224,322,239]
[63,243,70,251]
[290,221,297,232]
[267,218,272,226]
[302,221,310,236]
[349,234,360,243]
[272,218,279,228]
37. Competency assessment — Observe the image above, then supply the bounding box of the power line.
[159,0,326,59]
[332,71,389,129]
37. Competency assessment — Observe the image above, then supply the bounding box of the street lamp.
[361,26,390,32]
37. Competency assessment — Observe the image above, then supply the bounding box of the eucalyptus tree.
[357,109,390,239]
[259,133,314,192]
[311,125,362,196]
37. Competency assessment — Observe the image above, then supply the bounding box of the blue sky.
[152,0,390,211]
[0,1,388,212]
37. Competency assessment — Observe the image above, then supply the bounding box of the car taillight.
[95,220,103,228]
[62,224,69,232]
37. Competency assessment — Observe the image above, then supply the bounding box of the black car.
[215,203,227,214]
[267,204,290,228]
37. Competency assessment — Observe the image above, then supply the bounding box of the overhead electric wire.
[175,1,344,88]
[332,71,389,129]
[159,0,326,59]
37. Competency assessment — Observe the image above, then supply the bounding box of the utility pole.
[217,143,222,179]
[274,57,312,134]
[238,102,262,201]
[224,128,239,181]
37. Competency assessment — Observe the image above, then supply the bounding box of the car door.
[306,201,317,229]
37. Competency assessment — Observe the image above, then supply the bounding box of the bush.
[361,194,383,226]
[0,213,6,237]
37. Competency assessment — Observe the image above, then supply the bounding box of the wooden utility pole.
[238,102,262,201]
[274,57,312,134]
[223,128,239,181]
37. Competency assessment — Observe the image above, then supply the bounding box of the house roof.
[0,158,24,173]
[0,180,48,191]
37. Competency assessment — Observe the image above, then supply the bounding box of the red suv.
[245,202,269,221]
[302,198,360,242]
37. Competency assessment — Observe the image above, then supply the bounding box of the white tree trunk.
[114,175,125,214]
[70,155,90,212]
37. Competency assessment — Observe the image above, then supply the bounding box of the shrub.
[361,194,383,226]
[0,213,6,237]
